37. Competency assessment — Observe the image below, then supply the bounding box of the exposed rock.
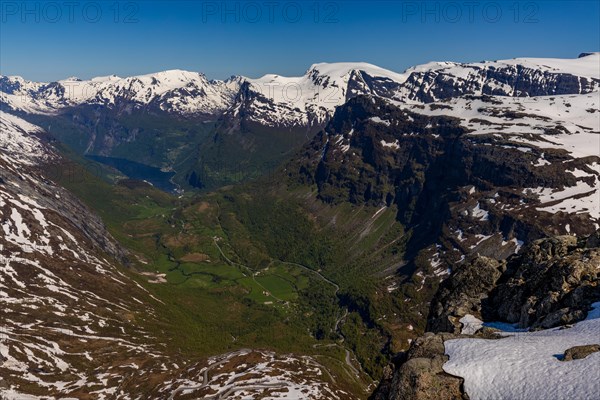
[370,333,469,400]
[562,344,600,361]
[428,257,503,333]
[374,230,600,399]
[398,65,599,102]
[0,113,174,396]
[426,231,600,332]
[585,229,600,248]
[289,95,600,270]
[488,233,600,328]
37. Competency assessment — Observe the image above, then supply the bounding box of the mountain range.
[2,53,598,192]
[2,53,599,124]
[1,52,599,399]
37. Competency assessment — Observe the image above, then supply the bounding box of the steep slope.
[200,54,600,190]
[428,232,600,333]
[0,111,170,397]
[290,93,599,267]
[2,53,598,398]
[189,63,412,189]
[277,90,598,373]
[0,112,358,399]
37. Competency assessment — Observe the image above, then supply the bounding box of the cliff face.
[397,64,600,102]
[428,232,600,333]
[289,95,599,268]
[371,230,600,400]
[369,332,471,400]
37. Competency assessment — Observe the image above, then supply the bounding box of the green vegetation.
[53,130,441,396]
[24,110,315,191]
[53,153,373,396]
[23,95,472,398]
[206,183,417,378]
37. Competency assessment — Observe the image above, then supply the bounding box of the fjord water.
[86,155,177,193]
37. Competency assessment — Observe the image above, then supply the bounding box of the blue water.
[86,155,177,193]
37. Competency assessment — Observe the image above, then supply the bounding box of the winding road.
[213,236,285,303]
[210,203,366,387]
[167,349,293,400]
[279,260,340,294]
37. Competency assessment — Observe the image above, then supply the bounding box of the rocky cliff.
[289,94,599,272]
[372,230,600,399]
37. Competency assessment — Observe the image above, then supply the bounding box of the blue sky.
[1,1,599,81]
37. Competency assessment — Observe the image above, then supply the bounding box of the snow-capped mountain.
[0,111,51,165]
[394,52,600,102]
[202,53,600,128]
[0,112,163,397]
[288,90,599,282]
[0,62,407,127]
[0,70,241,117]
[2,52,599,399]
[225,62,407,128]
[3,53,598,128]
[2,52,597,193]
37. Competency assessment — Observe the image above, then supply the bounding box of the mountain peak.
[2,54,598,123]
[579,52,600,58]
[142,69,205,79]
[307,62,408,83]
[90,74,122,82]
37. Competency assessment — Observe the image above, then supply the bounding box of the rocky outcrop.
[428,257,503,333]
[370,333,469,400]
[397,65,599,102]
[427,232,600,332]
[562,344,600,361]
[488,234,600,329]
[372,230,600,399]
[289,95,600,266]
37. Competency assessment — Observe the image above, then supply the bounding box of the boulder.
[378,333,469,400]
[562,344,600,361]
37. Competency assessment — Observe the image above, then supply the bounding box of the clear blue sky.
[1,1,598,81]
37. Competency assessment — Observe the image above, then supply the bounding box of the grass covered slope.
[51,155,376,397]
